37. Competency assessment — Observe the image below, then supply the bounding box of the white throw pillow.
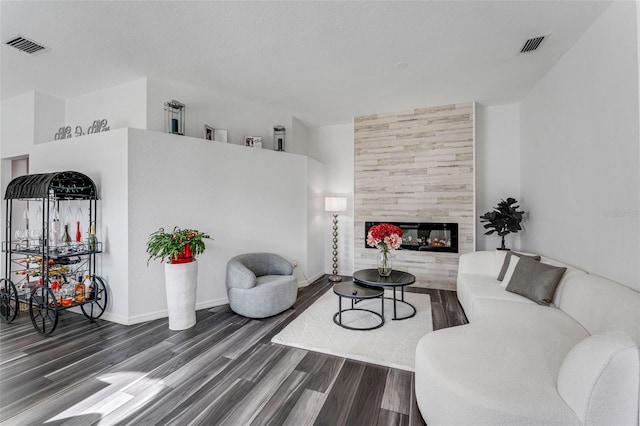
[500,256,519,287]
[557,332,639,425]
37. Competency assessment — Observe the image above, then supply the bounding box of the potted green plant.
[479,198,524,250]
[146,227,212,330]
[146,227,211,264]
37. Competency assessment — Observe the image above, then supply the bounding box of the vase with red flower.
[366,223,403,277]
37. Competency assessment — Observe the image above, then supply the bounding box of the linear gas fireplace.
[365,221,458,253]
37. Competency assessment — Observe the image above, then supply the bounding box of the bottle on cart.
[61,279,74,307]
[84,274,94,300]
[88,223,97,252]
[75,221,82,243]
[74,275,85,304]
[62,225,72,245]
[50,277,61,308]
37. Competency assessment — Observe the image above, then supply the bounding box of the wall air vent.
[520,36,545,53]
[4,35,48,55]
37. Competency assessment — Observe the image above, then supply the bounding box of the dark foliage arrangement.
[479,198,524,250]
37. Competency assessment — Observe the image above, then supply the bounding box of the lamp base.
[328,275,342,282]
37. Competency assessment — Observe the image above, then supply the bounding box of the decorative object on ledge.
[54,119,110,140]
[146,226,212,330]
[244,136,262,148]
[85,119,110,135]
[479,197,524,251]
[54,126,72,140]
[214,129,228,143]
[366,223,403,277]
[324,197,347,282]
[164,100,185,135]
[274,125,286,152]
[204,125,214,141]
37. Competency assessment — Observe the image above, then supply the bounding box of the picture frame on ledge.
[204,125,214,141]
[214,129,228,143]
[244,136,262,148]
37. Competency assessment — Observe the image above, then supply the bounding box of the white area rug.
[271,287,432,371]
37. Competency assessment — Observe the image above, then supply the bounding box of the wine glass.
[29,229,40,247]
[15,229,27,248]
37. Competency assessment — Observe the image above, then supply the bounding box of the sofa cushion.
[457,273,534,322]
[557,332,639,425]
[458,250,509,277]
[506,256,566,305]
[497,251,541,282]
[415,303,587,425]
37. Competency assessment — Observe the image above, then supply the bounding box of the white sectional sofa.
[415,250,640,426]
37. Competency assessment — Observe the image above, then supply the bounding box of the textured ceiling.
[1,1,611,126]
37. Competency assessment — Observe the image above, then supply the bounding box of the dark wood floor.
[0,276,467,426]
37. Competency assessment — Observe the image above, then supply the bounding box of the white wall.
[1,92,35,158]
[306,158,326,284]
[66,78,147,133]
[291,116,309,156]
[475,103,522,251]
[34,92,65,145]
[637,0,640,285]
[28,129,131,323]
[126,129,323,323]
[308,122,354,276]
[521,1,640,291]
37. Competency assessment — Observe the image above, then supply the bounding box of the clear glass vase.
[377,248,392,277]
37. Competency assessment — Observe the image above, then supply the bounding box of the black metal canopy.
[4,171,98,200]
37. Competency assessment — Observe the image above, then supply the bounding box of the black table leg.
[393,287,397,319]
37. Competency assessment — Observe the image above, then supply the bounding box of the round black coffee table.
[332,281,385,330]
[352,269,416,320]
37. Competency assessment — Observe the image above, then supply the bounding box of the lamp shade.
[324,197,347,212]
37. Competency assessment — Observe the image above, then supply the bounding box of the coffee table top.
[353,269,416,288]
[333,281,384,300]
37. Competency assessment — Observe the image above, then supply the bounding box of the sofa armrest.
[226,259,257,290]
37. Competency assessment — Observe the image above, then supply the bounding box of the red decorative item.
[75,221,82,242]
[171,244,193,264]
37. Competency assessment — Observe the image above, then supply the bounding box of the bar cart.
[1,171,107,335]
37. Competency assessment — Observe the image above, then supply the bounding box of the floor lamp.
[324,197,347,282]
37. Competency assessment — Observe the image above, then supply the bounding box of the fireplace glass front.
[365,222,458,253]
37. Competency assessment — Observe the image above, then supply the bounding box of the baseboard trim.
[100,297,230,325]
[298,271,324,288]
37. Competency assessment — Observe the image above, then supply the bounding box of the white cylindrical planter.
[164,260,198,330]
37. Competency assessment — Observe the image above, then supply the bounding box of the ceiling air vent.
[520,36,545,53]
[4,35,48,55]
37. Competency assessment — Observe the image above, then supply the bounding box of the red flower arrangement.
[367,223,403,251]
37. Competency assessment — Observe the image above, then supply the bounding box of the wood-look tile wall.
[354,103,475,290]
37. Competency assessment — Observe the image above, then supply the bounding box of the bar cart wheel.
[0,278,19,323]
[29,286,59,336]
[80,276,107,321]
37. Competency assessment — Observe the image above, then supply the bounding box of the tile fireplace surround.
[354,103,474,290]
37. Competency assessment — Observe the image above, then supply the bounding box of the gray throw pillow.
[505,256,567,306]
[497,251,542,281]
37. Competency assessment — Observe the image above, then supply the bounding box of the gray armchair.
[226,253,298,318]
